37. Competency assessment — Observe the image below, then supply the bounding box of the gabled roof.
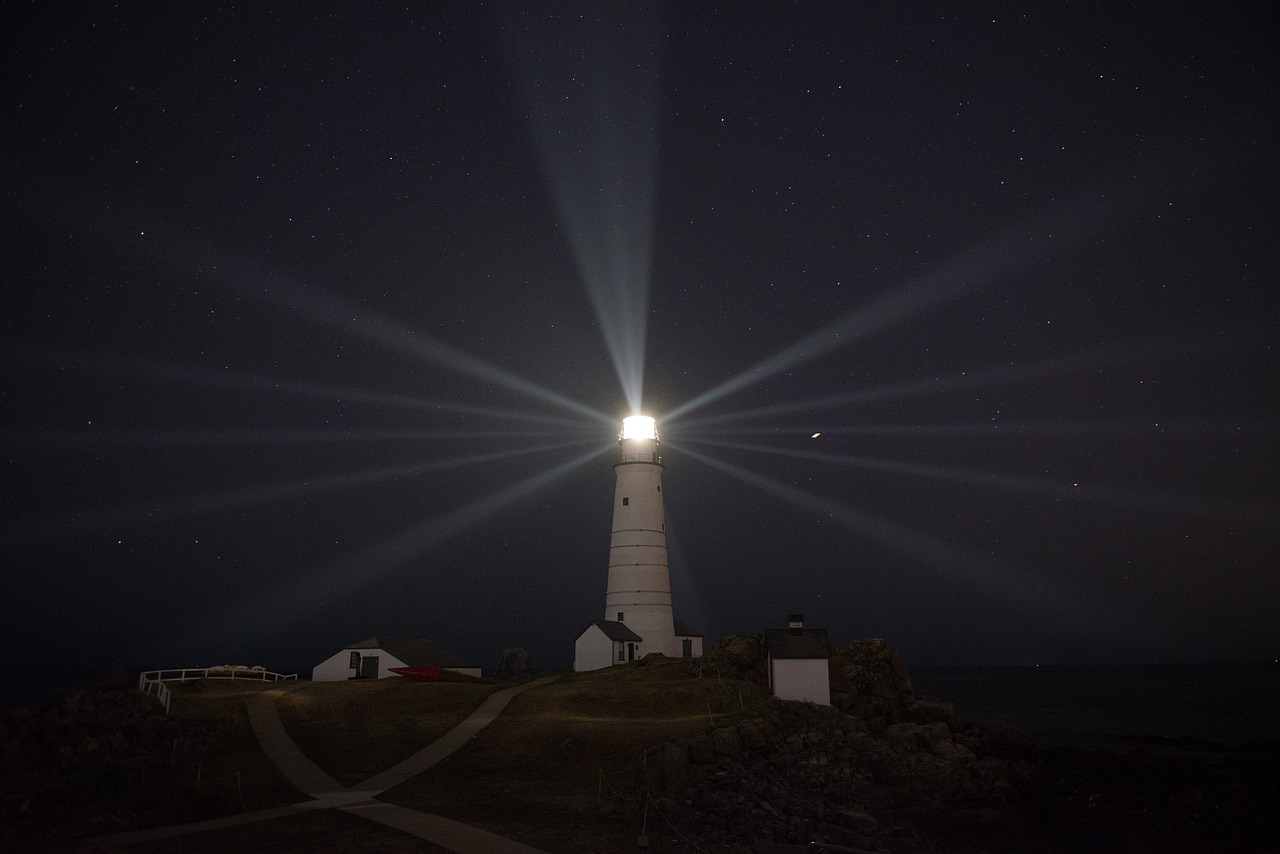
[673,618,703,638]
[347,636,475,668]
[765,627,832,660]
[587,620,643,642]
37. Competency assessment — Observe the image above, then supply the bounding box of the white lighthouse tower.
[573,415,702,670]
[604,415,677,657]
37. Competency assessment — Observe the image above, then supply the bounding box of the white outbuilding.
[573,617,703,672]
[574,620,644,671]
[765,615,832,705]
[311,636,482,682]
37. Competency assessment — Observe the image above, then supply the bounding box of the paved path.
[103,675,560,852]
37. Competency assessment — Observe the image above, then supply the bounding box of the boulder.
[702,633,766,675]
[829,638,915,723]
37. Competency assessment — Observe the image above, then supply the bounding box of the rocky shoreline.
[649,637,1279,852]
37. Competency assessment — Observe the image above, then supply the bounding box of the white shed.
[311,636,482,682]
[574,620,643,672]
[673,618,705,660]
[765,615,832,705]
[574,617,704,672]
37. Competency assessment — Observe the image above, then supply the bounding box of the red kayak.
[388,665,486,684]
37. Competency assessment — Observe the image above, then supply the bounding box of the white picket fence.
[137,666,297,715]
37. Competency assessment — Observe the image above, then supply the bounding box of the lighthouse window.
[657,485,661,492]
[622,497,629,506]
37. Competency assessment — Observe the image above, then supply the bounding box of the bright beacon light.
[621,415,657,441]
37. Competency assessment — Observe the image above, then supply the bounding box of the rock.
[836,806,879,831]
[712,727,743,758]
[971,719,1037,758]
[929,739,975,764]
[882,722,924,747]
[919,721,952,746]
[828,639,917,726]
[703,634,766,674]
[906,695,957,728]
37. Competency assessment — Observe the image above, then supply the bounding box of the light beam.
[5,438,599,543]
[672,442,1165,651]
[180,443,610,645]
[666,158,1195,423]
[500,4,663,414]
[681,437,1280,523]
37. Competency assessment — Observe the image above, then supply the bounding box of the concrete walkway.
[103,675,560,852]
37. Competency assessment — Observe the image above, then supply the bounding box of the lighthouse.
[605,415,677,656]
[573,415,702,670]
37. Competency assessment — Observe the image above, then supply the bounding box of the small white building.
[573,617,703,672]
[574,620,643,671]
[673,618,705,660]
[765,615,832,705]
[311,636,482,682]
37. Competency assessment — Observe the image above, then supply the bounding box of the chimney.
[788,614,804,635]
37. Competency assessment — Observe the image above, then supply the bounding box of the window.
[617,645,625,661]
[657,485,661,492]
[622,497,629,506]
[617,612,624,622]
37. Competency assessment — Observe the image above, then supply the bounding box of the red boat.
[388,665,486,684]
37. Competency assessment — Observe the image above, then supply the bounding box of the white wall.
[677,635,704,658]
[574,625,618,672]
[312,649,484,681]
[312,648,408,682]
[770,657,831,705]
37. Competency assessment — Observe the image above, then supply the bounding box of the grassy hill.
[1,658,763,852]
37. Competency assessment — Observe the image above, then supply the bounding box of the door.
[359,655,380,679]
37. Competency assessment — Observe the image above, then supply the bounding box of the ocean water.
[910,662,1280,748]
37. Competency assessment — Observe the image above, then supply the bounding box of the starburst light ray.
[665,156,1198,424]
[12,172,615,427]
[672,442,1165,651]
[500,4,663,415]
[8,337,592,431]
[238,277,615,426]
[682,419,1275,438]
[179,443,611,646]
[668,341,1177,433]
[5,427,595,450]
[5,438,599,543]
[680,437,1280,523]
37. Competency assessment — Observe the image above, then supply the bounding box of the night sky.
[3,3,1276,673]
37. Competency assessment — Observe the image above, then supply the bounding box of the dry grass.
[124,807,452,854]
[272,679,503,786]
[377,660,769,852]
[164,680,306,813]
[116,664,762,852]
[169,679,279,724]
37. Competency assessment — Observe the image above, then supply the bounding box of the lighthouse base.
[572,618,703,672]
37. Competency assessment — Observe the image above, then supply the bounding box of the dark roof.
[587,620,643,642]
[673,618,702,638]
[348,636,475,668]
[765,628,832,660]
